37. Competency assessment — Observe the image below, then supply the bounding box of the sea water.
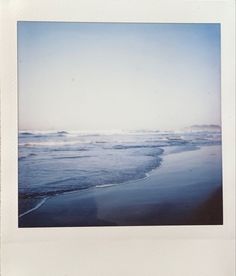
[18,130,221,216]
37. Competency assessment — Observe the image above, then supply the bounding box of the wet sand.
[19,145,223,227]
[189,187,223,225]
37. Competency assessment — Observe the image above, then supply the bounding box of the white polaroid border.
[1,1,235,275]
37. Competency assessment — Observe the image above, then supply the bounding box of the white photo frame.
[1,1,235,275]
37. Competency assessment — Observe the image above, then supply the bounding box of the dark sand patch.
[188,187,223,225]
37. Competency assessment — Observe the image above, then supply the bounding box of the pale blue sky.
[18,22,221,131]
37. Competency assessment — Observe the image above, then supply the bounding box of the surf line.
[19,197,48,218]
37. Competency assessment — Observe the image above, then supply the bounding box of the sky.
[18,22,221,131]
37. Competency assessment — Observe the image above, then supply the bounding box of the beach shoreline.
[19,145,222,227]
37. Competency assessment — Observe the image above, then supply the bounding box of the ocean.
[18,130,222,221]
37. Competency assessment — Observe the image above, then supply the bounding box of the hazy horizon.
[19,124,221,132]
[18,22,221,131]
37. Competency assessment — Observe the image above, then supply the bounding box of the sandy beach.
[19,145,222,227]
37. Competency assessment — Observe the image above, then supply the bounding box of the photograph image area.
[18,22,222,227]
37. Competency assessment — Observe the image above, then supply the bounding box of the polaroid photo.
[1,1,235,276]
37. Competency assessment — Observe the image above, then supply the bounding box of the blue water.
[18,130,221,212]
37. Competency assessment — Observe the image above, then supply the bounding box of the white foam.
[19,140,82,147]
[95,184,116,188]
[19,197,48,218]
